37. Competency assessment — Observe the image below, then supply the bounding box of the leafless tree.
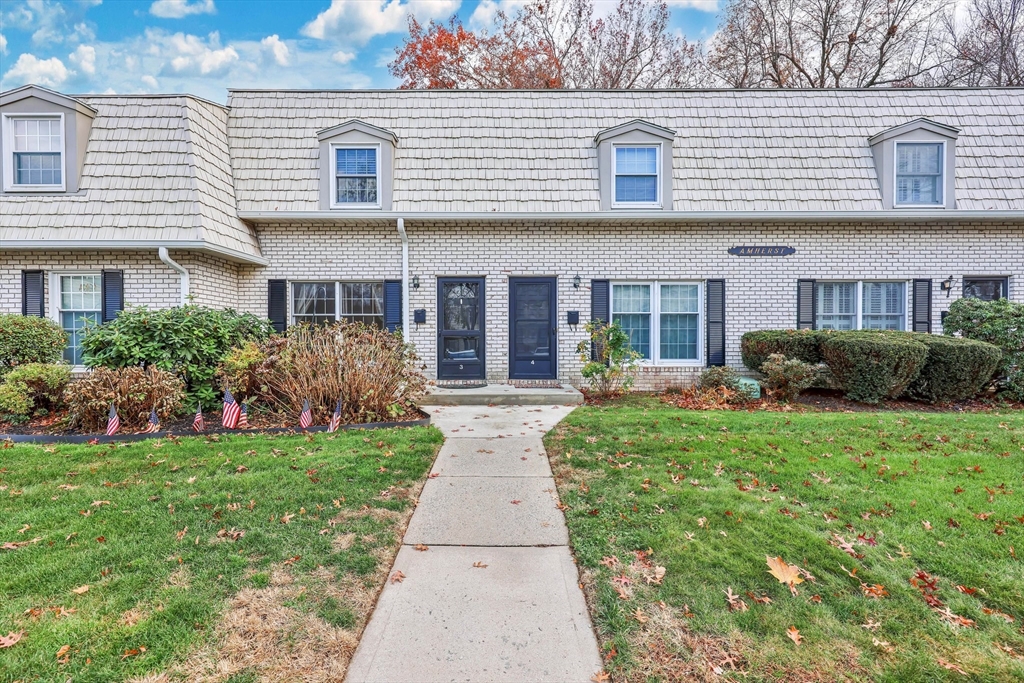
[938,0,1023,84]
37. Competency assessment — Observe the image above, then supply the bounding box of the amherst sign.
[727,246,796,256]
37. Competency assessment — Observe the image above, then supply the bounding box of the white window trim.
[330,142,382,210]
[611,280,703,366]
[48,270,101,371]
[611,143,662,209]
[893,140,945,209]
[2,112,67,193]
[815,280,910,331]
[288,279,385,325]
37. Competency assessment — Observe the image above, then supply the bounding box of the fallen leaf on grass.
[472,561,488,568]
[633,608,648,623]
[414,544,429,551]
[280,513,294,524]
[872,638,895,653]
[921,520,933,530]
[282,555,300,566]
[17,524,30,534]
[725,587,748,612]
[2,537,42,551]
[0,632,24,648]
[982,607,1015,623]
[71,585,90,595]
[175,527,188,541]
[591,672,610,682]
[746,591,773,604]
[937,658,968,675]
[91,500,111,507]
[955,585,977,595]
[786,626,803,646]
[121,646,147,660]
[766,556,804,595]
[56,644,70,661]
[428,473,440,479]
[390,570,406,583]
[599,556,619,569]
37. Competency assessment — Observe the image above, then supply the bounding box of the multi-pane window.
[815,281,906,331]
[895,142,943,206]
[58,274,101,365]
[963,277,1007,301]
[12,118,63,187]
[614,146,659,205]
[611,282,701,363]
[335,147,378,205]
[292,281,384,327]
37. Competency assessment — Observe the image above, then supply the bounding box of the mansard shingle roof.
[227,88,1024,213]
[1,93,261,262]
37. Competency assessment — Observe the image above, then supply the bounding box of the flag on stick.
[106,403,120,436]
[237,403,249,429]
[192,403,205,432]
[222,388,241,429]
[142,408,160,434]
[327,398,342,433]
[299,399,313,429]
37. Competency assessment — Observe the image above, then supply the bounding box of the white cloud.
[0,33,7,55]
[332,49,356,64]
[158,31,239,76]
[664,0,719,12]
[2,0,98,46]
[149,0,216,19]
[69,43,96,75]
[468,0,525,29]
[260,34,290,66]
[141,74,159,88]
[301,0,460,44]
[2,53,72,88]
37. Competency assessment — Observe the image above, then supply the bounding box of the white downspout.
[158,247,190,305]
[396,218,411,336]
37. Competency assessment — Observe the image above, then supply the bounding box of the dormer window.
[868,118,958,210]
[595,120,674,211]
[334,145,380,206]
[3,114,67,191]
[317,120,396,211]
[614,145,660,206]
[895,142,943,206]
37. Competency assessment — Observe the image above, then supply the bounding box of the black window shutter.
[384,280,402,333]
[912,279,932,333]
[21,271,45,317]
[101,270,124,323]
[267,280,287,333]
[590,280,610,362]
[796,279,816,329]
[706,279,726,367]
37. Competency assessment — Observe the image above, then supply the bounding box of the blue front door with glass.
[438,278,485,379]
[509,277,557,380]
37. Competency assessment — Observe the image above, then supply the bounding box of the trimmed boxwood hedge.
[740,329,835,371]
[821,331,928,404]
[907,335,1002,403]
[0,314,67,376]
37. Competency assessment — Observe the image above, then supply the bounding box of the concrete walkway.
[346,405,603,683]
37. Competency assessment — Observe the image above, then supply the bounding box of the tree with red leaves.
[390,0,707,89]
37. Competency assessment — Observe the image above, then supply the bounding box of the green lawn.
[545,397,1024,682]
[0,426,443,682]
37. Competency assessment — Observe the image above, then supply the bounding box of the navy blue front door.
[438,278,485,379]
[509,277,557,380]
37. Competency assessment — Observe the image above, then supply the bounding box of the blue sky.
[0,0,719,102]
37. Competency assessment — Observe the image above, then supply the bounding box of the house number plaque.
[728,246,796,256]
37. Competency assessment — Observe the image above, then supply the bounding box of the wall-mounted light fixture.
[412,275,420,289]
[572,274,581,289]
[941,275,954,297]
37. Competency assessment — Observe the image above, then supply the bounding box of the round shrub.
[0,314,67,376]
[81,305,273,407]
[759,353,819,402]
[0,363,71,421]
[64,366,185,432]
[907,335,1002,403]
[741,329,834,371]
[942,297,1024,399]
[822,331,928,404]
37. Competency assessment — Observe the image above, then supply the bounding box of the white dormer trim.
[2,112,68,193]
[0,84,97,119]
[595,119,675,144]
[317,119,398,146]
[318,119,397,211]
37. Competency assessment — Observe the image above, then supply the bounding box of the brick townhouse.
[1,84,1022,389]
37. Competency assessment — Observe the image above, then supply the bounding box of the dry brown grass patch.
[165,567,191,589]
[120,607,148,628]
[332,532,357,551]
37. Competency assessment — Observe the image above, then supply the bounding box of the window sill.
[4,184,67,193]
[611,203,663,210]
[329,204,382,210]
[894,204,945,209]
[638,361,704,369]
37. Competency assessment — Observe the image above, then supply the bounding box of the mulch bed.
[0,407,427,438]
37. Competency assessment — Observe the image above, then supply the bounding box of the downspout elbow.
[158,247,190,306]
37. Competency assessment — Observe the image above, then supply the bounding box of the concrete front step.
[421,383,584,406]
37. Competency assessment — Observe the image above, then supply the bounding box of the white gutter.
[237,209,1024,223]
[0,239,269,266]
[158,247,190,305]
[396,218,411,336]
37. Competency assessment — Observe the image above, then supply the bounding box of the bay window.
[611,282,702,364]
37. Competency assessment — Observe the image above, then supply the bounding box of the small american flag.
[105,403,120,436]
[299,399,313,429]
[192,403,205,432]
[222,388,241,429]
[237,403,249,429]
[327,398,342,433]
[142,408,160,434]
